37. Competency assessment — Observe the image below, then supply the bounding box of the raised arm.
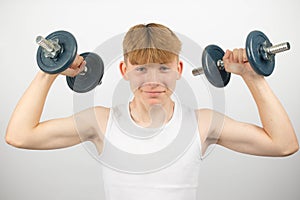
[199,49,298,157]
[5,56,106,151]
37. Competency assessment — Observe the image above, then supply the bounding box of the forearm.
[243,75,298,151]
[6,71,58,140]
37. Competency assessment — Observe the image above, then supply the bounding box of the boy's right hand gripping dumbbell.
[60,55,86,77]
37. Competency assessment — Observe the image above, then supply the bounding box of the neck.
[129,98,175,128]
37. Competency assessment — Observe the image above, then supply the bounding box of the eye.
[135,66,147,72]
[159,65,170,72]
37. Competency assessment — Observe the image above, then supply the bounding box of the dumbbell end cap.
[286,42,291,50]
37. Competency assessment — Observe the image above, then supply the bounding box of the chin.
[146,98,164,106]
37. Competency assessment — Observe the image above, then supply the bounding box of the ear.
[119,61,129,80]
[176,61,183,79]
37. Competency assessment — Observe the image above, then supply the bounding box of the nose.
[145,68,160,84]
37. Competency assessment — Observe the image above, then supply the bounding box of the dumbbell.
[192,30,291,88]
[36,30,104,93]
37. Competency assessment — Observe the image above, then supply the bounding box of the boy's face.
[120,58,183,105]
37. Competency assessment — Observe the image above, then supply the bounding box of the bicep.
[199,109,278,156]
[217,116,277,156]
[25,107,107,150]
[27,116,82,150]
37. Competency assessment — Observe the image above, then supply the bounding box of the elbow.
[5,130,27,149]
[287,142,299,156]
[273,129,299,157]
[5,134,21,148]
[6,135,18,148]
[279,140,299,157]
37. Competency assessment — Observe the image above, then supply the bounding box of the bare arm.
[199,49,298,157]
[6,72,78,149]
[5,56,108,151]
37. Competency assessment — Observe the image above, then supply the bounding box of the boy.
[6,23,298,199]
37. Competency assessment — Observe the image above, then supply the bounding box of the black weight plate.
[66,52,104,93]
[202,45,230,88]
[246,30,274,76]
[37,30,77,74]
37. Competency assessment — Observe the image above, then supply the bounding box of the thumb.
[223,50,231,61]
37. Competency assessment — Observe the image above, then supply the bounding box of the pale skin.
[5,48,299,157]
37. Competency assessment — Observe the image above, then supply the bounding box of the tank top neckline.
[125,99,182,130]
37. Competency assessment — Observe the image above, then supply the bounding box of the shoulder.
[93,106,111,134]
[195,108,225,124]
[195,108,214,122]
[94,106,110,116]
[195,108,213,135]
[195,108,226,144]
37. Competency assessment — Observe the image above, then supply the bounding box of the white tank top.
[101,101,202,200]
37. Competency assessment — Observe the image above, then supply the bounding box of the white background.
[1,0,300,199]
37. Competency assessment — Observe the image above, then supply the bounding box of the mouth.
[142,90,166,97]
[144,91,164,93]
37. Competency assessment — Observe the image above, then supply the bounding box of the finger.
[223,50,232,66]
[77,56,84,67]
[72,60,86,75]
[229,50,234,62]
[232,48,239,62]
[242,49,248,62]
[223,50,231,60]
[71,55,84,69]
[78,61,87,73]
[222,50,231,70]
[63,68,77,77]
[238,48,243,63]
[62,61,86,77]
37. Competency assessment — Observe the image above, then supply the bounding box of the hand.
[222,48,261,79]
[60,54,86,77]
